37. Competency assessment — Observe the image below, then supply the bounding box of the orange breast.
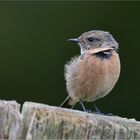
[65,50,120,102]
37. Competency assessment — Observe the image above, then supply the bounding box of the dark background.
[0,2,139,120]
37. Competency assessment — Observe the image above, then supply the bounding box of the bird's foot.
[105,113,115,116]
[92,111,104,115]
[92,111,115,116]
[85,110,92,113]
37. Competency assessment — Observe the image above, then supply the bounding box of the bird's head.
[68,30,118,54]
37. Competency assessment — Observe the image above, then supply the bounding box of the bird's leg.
[93,103,115,116]
[93,103,102,114]
[79,100,86,112]
[94,103,100,112]
[79,100,92,113]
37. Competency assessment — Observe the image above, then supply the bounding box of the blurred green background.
[0,1,139,120]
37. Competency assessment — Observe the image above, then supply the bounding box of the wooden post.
[0,100,139,139]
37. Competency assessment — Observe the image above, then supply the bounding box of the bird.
[60,30,120,111]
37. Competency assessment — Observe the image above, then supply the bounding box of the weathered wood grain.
[21,102,140,139]
[0,100,139,140]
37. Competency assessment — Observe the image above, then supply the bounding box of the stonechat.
[61,30,120,111]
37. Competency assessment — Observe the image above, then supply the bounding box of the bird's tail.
[60,96,78,109]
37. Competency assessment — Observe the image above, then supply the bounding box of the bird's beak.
[67,38,79,43]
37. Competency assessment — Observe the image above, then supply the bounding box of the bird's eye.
[87,37,100,42]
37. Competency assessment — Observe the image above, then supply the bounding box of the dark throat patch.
[95,51,112,60]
